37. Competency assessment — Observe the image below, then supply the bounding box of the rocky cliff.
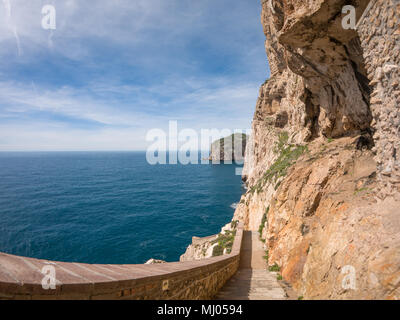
[180,222,238,262]
[209,133,248,163]
[234,0,400,299]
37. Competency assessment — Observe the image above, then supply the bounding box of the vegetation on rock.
[258,207,269,237]
[250,132,308,194]
[268,263,281,272]
[212,229,237,257]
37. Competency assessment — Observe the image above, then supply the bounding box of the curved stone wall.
[0,223,243,300]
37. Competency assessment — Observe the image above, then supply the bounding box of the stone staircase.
[215,231,287,300]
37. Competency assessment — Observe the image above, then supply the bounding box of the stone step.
[219,287,284,293]
[227,276,277,280]
[216,295,285,300]
[222,280,282,286]
[218,291,286,298]
[215,231,287,300]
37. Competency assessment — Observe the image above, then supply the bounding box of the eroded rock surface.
[209,133,248,163]
[236,0,400,299]
[180,222,238,262]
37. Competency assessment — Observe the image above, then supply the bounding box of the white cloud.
[0,0,266,150]
[0,75,256,150]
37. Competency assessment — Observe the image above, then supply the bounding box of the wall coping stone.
[0,222,244,299]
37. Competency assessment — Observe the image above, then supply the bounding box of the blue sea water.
[0,152,244,264]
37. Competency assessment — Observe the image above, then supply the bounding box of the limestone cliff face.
[209,133,248,163]
[236,0,400,299]
[180,223,237,262]
[180,234,219,262]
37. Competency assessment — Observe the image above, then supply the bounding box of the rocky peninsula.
[209,133,248,163]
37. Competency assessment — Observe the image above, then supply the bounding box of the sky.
[0,0,270,151]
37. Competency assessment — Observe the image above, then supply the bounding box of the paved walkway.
[215,231,287,300]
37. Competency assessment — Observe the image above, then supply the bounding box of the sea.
[0,152,244,264]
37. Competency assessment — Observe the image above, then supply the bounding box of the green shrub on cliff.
[274,131,289,154]
[268,263,281,272]
[211,230,236,256]
[212,245,224,257]
[250,132,308,195]
[258,207,269,237]
[263,250,269,262]
[231,220,239,229]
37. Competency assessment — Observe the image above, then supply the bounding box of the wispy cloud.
[1,0,22,55]
[0,0,268,151]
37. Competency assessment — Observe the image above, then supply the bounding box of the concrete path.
[215,231,287,300]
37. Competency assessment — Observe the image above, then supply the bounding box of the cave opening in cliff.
[262,0,376,144]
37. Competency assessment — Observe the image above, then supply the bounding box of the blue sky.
[0,0,269,151]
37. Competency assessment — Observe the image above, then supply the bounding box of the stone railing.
[0,222,243,300]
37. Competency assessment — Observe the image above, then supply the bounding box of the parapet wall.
[358,0,400,199]
[0,223,243,300]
